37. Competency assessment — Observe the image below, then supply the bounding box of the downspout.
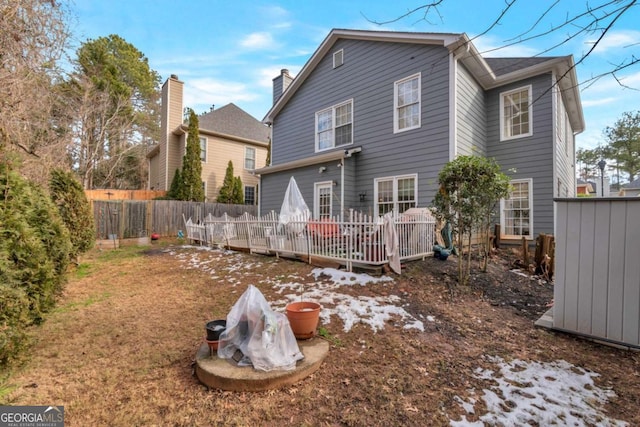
[340,158,345,222]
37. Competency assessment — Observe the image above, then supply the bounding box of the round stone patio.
[195,338,330,392]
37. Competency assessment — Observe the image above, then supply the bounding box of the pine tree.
[181,108,205,201]
[232,176,244,204]
[217,161,235,203]
[167,168,183,200]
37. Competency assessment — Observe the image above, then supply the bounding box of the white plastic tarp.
[217,285,303,372]
[279,176,311,233]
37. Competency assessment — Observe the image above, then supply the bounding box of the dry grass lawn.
[1,241,639,426]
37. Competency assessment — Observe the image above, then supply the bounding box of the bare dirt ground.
[2,241,639,426]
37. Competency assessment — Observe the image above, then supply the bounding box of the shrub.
[49,168,96,259]
[0,165,72,365]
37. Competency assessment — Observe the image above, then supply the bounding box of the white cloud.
[240,32,275,49]
[586,30,640,54]
[472,35,539,57]
[581,97,617,107]
[183,78,258,112]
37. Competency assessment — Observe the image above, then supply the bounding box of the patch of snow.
[450,356,628,426]
[172,247,433,333]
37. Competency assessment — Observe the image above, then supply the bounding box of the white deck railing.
[184,210,436,272]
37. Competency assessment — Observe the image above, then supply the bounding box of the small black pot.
[205,320,226,341]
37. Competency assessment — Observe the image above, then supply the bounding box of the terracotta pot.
[286,301,321,340]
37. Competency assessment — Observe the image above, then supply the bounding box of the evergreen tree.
[49,169,96,260]
[232,176,244,204]
[181,109,205,201]
[167,168,183,200]
[217,161,235,203]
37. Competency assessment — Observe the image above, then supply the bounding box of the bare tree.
[0,0,71,164]
[365,1,639,92]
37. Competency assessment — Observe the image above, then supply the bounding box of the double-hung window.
[501,179,533,238]
[244,147,256,170]
[315,100,353,151]
[199,137,207,162]
[500,86,532,140]
[374,174,417,216]
[394,73,421,133]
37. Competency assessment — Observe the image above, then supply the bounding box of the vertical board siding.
[554,198,640,348]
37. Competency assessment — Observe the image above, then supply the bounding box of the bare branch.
[361,1,444,25]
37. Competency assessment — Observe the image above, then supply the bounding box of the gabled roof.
[198,103,269,143]
[624,177,640,189]
[263,28,584,134]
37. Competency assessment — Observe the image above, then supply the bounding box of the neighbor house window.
[314,182,333,219]
[374,175,417,216]
[199,137,207,162]
[244,147,256,169]
[394,73,421,133]
[501,179,533,238]
[315,99,353,151]
[500,86,532,140]
[244,186,255,205]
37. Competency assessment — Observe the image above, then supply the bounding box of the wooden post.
[522,236,529,267]
[493,224,501,248]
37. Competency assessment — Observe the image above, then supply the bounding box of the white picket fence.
[184,209,437,272]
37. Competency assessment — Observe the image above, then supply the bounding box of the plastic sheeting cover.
[279,176,311,230]
[217,285,304,372]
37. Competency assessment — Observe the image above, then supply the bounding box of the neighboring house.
[619,177,640,197]
[147,75,269,204]
[577,179,594,196]
[255,29,584,241]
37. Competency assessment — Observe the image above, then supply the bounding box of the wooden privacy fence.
[85,189,167,201]
[184,210,437,272]
[92,200,257,239]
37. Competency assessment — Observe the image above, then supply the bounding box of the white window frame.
[199,137,207,162]
[244,185,256,205]
[314,181,333,219]
[394,73,421,133]
[500,178,533,239]
[333,49,344,68]
[244,146,256,170]
[315,99,353,152]
[374,174,418,216]
[500,85,533,141]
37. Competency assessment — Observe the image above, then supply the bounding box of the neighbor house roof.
[198,103,270,143]
[624,177,640,188]
[263,28,584,134]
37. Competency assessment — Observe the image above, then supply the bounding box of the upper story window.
[500,85,532,141]
[315,99,353,152]
[244,147,256,169]
[394,73,421,133]
[199,137,207,162]
[333,49,344,68]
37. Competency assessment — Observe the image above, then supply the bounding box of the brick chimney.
[272,69,293,104]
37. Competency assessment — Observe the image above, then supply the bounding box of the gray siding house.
[255,29,584,241]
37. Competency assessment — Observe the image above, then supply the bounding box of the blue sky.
[70,0,640,152]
